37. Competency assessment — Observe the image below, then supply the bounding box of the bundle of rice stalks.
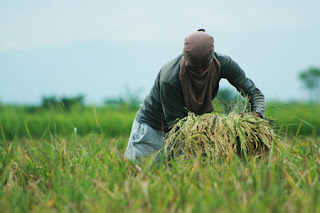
[164,112,274,161]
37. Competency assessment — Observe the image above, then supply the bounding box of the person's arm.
[219,55,266,118]
[160,81,188,127]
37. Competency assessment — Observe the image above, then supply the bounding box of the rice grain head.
[164,112,275,161]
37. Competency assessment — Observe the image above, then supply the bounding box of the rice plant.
[1,100,320,212]
[165,112,275,161]
[165,97,275,161]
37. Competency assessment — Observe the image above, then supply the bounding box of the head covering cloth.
[179,31,221,115]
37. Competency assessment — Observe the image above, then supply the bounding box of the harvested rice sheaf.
[164,112,275,160]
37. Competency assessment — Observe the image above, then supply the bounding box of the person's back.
[136,54,184,132]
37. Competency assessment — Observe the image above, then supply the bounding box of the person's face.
[187,64,210,73]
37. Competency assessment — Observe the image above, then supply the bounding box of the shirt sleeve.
[219,55,266,118]
[160,81,188,127]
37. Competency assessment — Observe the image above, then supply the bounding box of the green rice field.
[0,102,319,212]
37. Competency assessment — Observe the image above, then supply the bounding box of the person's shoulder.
[215,52,245,79]
[214,52,241,72]
[160,54,183,83]
[161,54,183,71]
[214,52,233,64]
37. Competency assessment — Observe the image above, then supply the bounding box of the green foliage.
[0,105,136,140]
[299,67,320,102]
[0,101,319,140]
[104,87,143,111]
[217,88,237,102]
[42,95,85,110]
[299,67,320,90]
[265,102,319,136]
[0,134,319,212]
[1,100,320,212]
[214,94,250,115]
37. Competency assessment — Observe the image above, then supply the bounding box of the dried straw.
[164,112,274,161]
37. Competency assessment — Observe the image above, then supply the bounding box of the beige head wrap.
[179,31,221,115]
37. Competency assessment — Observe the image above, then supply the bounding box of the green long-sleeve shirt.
[136,52,265,132]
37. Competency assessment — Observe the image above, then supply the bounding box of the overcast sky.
[1,0,320,105]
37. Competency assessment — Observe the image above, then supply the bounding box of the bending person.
[125,29,265,162]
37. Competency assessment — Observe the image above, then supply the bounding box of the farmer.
[125,29,265,162]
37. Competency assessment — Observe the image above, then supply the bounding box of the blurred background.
[1,0,320,106]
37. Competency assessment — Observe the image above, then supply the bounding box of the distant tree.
[299,67,320,102]
[61,95,84,110]
[41,95,85,110]
[119,87,143,110]
[104,98,123,107]
[42,96,59,109]
[104,87,142,110]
